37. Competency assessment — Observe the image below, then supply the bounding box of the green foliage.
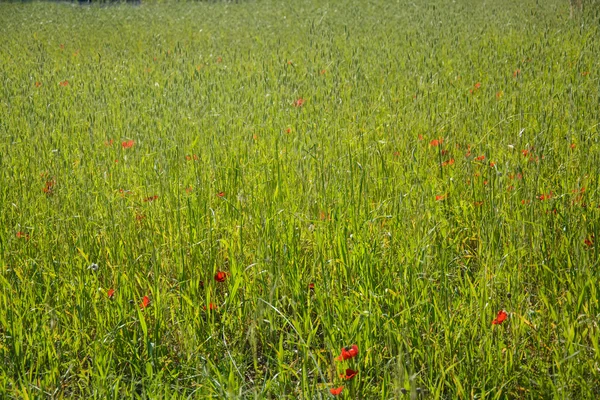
[0,0,599,397]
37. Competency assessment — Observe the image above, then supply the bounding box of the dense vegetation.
[1,0,599,398]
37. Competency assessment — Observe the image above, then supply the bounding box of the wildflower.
[570,143,576,149]
[286,127,292,133]
[330,387,344,396]
[308,283,315,291]
[489,161,496,168]
[203,303,218,311]
[584,235,594,247]
[88,263,99,272]
[341,368,358,380]
[217,191,225,198]
[215,271,228,282]
[418,134,424,141]
[104,139,114,147]
[140,295,151,309]
[513,69,521,78]
[144,195,159,202]
[122,140,135,149]
[537,192,553,201]
[16,231,29,240]
[496,91,503,98]
[475,155,485,161]
[43,180,55,196]
[59,80,69,87]
[430,138,443,147]
[320,69,327,75]
[492,310,508,325]
[441,158,455,167]
[336,344,359,361]
[294,98,305,107]
[107,288,115,299]
[435,194,447,201]
[216,56,223,63]
[35,81,42,88]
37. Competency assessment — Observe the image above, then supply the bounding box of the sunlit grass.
[1,0,599,398]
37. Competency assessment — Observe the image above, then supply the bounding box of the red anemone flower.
[341,368,358,380]
[330,387,344,396]
[140,295,151,309]
[492,310,508,325]
[336,344,359,361]
[215,271,228,282]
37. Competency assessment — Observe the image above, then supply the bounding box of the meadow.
[1,0,599,398]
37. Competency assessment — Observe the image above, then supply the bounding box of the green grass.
[1,0,599,398]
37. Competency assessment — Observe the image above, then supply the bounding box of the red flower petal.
[336,344,359,361]
[330,387,344,396]
[214,271,228,282]
[341,368,358,380]
[140,295,151,309]
[492,310,507,325]
[107,289,115,299]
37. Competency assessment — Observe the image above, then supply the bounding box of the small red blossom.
[336,344,359,361]
[203,303,218,311]
[521,149,529,157]
[418,134,424,141]
[59,80,69,87]
[217,191,226,198]
[140,295,151,309]
[185,154,199,161]
[475,155,485,161]
[341,368,358,380]
[294,98,305,107]
[104,139,114,147]
[521,199,531,205]
[320,69,327,75]
[441,158,455,167]
[584,235,594,248]
[330,387,344,396]
[492,310,508,325]
[107,288,115,299]
[570,143,576,149]
[489,161,496,167]
[286,127,292,133]
[435,194,447,201]
[16,231,30,240]
[215,271,228,282]
[143,195,159,202]
[440,149,449,156]
[122,140,135,149]
[496,91,503,98]
[43,180,55,196]
[35,81,42,88]
[430,138,443,147]
[308,283,315,291]
[537,192,553,201]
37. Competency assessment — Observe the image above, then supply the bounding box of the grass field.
[1,0,599,398]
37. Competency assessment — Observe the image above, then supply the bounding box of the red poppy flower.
[286,127,292,133]
[215,271,228,282]
[140,295,151,309]
[584,235,594,247]
[492,310,508,325]
[341,368,358,380]
[330,387,344,396]
[16,231,29,240]
[441,158,455,167]
[537,192,553,201]
[308,283,315,290]
[217,191,225,198]
[294,98,305,107]
[475,155,485,161]
[107,288,115,299]
[59,80,69,87]
[336,344,359,361]
[122,140,135,149]
[430,138,443,147]
[144,195,159,202]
